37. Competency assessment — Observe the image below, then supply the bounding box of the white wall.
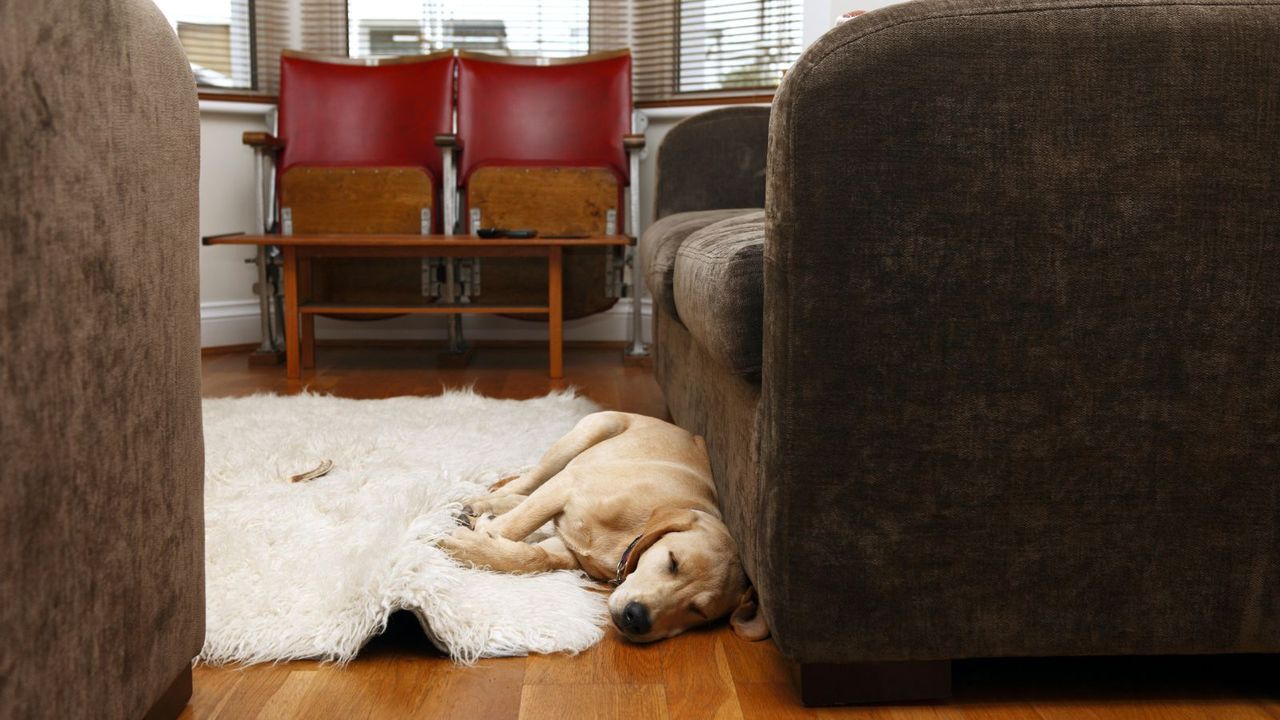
[197,102,272,347]
[195,0,897,347]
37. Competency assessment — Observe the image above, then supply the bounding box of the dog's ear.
[622,508,698,578]
[730,586,770,641]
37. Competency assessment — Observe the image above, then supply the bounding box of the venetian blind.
[154,0,256,90]
[344,0,629,59]
[633,0,803,101]
[254,0,291,95]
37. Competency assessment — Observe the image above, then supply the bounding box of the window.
[173,0,803,100]
[676,0,802,93]
[633,0,803,102]
[346,1,605,59]
[154,0,255,90]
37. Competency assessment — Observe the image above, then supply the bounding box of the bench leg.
[793,659,951,706]
[301,316,315,370]
[282,245,300,379]
[299,256,315,369]
[548,247,563,379]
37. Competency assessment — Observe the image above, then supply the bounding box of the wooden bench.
[204,233,634,379]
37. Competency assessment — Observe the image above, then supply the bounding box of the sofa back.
[655,106,770,219]
[760,0,1280,662]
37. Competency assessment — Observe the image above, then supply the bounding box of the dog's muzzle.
[615,600,652,636]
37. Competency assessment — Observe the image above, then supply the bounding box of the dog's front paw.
[472,512,499,534]
[439,526,496,568]
[459,497,496,519]
[455,507,477,529]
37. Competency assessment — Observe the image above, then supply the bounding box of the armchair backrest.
[278,51,456,183]
[455,50,633,186]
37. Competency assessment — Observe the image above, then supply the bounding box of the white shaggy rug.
[199,390,608,665]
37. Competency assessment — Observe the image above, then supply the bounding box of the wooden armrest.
[623,133,646,151]
[435,133,461,149]
[242,131,283,149]
[200,231,246,246]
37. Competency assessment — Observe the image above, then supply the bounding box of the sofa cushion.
[640,208,758,324]
[674,211,766,378]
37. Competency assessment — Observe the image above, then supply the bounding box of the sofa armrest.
[1,0,205,716]
[655,107,769,220]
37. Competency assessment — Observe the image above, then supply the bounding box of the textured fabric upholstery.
[674,212,766,379]
[759,0,1280,662]
[640,209,757,324]
[654,313,766,589]
[651,0,1280,668]
[0,1,205,718]
[655,107,770,220]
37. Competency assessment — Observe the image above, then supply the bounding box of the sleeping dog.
[441,411,768,643]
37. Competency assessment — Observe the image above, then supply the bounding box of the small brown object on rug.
[289,459,334,483]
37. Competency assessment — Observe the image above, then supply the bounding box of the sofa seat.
[640,208,758,324]
[673,211,766,378]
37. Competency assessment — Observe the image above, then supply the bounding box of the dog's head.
[608,508,769,643]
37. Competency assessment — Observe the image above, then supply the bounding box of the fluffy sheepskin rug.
[200,389,608,665]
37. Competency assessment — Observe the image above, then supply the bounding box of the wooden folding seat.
[444,50,644,322]
[244,50,456,354]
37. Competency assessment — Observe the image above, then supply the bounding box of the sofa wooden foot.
[143,665,193,720]
[794,659,951,706]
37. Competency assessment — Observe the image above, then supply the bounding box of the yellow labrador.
[441,411,768,643]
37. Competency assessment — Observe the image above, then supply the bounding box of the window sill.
[199,95,277,116]
[634,93,774,109]
[198,90,279,104]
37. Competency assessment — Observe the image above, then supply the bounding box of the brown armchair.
[642,0,1280,705]
[0,1,205,718]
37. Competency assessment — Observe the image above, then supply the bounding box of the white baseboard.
[200,300,262,348]
[199,298,653,348]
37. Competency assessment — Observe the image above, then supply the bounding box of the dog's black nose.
[619,601,651,636]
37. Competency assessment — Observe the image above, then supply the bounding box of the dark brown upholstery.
[0,1,205,718]
[645,0,1280,671]
[654,106,770,220]
[674,211,766,378]
[641,208,757,324]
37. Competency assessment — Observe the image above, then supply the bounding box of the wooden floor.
[190,343,1279,720]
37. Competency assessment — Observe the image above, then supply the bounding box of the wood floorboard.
[189,345,1277,719]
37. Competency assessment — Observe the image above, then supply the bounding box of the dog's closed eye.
[668,552,679,574]
[689,603,708,619]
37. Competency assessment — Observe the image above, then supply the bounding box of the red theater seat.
[272,51,459,332]
[455,50,633,186]
[452,50,635,318]
[279,51,456,192]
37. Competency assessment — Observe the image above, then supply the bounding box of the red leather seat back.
[278,51,456,183]
[455,51,633,186]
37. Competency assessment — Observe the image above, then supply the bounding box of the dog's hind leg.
[460,412,630,532]
[488,412,629,499]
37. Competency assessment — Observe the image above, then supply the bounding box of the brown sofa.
[641,0,1280,705]
[0,1,205,718]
